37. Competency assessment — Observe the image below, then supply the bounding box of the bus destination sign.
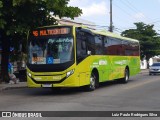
[32,28,70,37]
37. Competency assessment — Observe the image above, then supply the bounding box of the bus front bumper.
[27,73,83,88]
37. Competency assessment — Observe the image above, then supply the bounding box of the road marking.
[123,78,160,90]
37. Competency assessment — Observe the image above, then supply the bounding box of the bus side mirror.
[87,50,91,55]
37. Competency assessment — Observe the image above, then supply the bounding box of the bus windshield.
[28,36,74,65]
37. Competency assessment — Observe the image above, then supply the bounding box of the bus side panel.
[107,56,140,80]
[91,56,112,82]
[108,56,125,80]
[75,57,92,86]
[76,56,113,85]
[128,56,140,76]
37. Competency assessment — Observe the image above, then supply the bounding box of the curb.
[0,82,27,92]
[140,69,148,73]
[0,86,28,92]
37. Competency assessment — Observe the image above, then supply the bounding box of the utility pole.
[109,0,113,32]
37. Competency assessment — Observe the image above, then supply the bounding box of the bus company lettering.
[115,60,127,65]
[99,60,107,65]
[48,38,72,43]
[32,28,69,37]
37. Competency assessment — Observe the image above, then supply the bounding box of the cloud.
[81,2,109,17]
[69,0,91,7]
[69,0,109,17]
[68,0,109,26]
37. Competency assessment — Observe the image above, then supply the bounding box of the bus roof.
[91,29,139,42]
[74,25,139,42]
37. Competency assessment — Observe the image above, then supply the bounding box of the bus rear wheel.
[120,68,129,83]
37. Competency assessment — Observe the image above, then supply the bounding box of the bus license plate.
[42,84,52,87]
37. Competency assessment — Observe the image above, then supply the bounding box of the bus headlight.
[66,69,74,78]
[27,72,32,77]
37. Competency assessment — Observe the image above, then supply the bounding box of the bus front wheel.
[85,71,99,91]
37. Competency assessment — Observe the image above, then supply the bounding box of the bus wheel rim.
[125,70,129,82]
[90,75,96,89]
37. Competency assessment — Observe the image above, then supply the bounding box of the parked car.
[149,62,160,75]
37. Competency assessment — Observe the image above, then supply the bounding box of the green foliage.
[1,0,82,54]
[121,22,160,60]
[0,19,6,29]
[0,0,82,82]
[0,1,2,8]
[1,0,82,32]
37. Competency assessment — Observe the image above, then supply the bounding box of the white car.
[149,62,160,75]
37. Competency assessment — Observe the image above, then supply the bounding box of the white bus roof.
[91,29,139,42]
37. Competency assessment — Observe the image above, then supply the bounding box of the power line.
[125,0,143,14]
[121,0,160,29]
[120,0,140,14]
[149,20,160,24]
[120,0,152,23]
[113,0,160,33]
[113,2,137,21]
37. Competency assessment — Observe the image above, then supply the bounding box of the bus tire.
[86,71,99,91]
[121,68,129,83]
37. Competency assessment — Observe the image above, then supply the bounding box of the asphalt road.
[0,70,160,120]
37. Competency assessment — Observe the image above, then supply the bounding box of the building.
[55,17,96,30]
[149,56,160,66]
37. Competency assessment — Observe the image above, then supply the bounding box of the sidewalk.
[140,69,149,73]
[0,82,27,92]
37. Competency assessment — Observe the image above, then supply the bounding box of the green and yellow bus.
[27,25,140,91]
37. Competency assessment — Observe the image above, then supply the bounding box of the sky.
[68,0,160,34]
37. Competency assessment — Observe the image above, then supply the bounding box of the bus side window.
[104,37,108,55]
[123,40,130,56]
[107,37,123,55]
[107,38,113,55]
[95,35,103,55]
[76,30,88,64]
[77,39,86,57]
[86,33,95,55]
[81,41,86,50]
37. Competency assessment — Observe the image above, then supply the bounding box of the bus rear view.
[27,26,77,88]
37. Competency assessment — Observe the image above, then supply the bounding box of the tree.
[0,0,82,83]
[121,22,160,60]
